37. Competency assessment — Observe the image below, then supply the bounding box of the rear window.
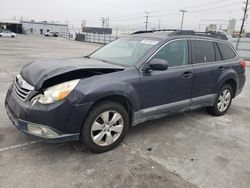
[192,40,215,63]
[217,43,236,60]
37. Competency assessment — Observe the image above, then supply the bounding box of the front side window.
[90,37,160,66]
[217,43,236,60]
[152,39,188,67]
[192,40,215,63]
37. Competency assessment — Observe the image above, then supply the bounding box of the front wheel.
[207,84,233,116]
[81,101,129,153]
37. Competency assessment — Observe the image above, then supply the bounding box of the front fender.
[66,69,141,112]
[83,82,140,111]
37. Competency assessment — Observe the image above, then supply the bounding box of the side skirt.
[132,94,216,126]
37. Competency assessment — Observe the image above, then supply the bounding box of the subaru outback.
[5,30,246,153]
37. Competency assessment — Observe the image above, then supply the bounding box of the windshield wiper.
[85,56,124,67]
[91,57,110,63]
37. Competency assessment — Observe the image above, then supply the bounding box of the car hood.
[20,57,124,90]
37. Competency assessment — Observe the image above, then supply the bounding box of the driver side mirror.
[147,58,168,71]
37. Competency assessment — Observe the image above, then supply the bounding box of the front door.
[139,39,193,117]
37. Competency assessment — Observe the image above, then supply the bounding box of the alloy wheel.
[217,89,231,112]
[91,110,124,146]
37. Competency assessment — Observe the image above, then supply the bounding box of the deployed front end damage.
[5,74,91,142]
[5,57,124,142]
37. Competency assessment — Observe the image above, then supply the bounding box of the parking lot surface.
[0,35,249,188]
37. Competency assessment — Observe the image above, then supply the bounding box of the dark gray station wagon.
[5,30,246,152]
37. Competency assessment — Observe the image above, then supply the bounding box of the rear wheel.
[81,101,129,153]
[207,84,233,116]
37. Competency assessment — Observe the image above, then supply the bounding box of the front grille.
[13,75,32,101]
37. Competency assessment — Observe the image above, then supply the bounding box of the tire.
[207,84,233,116]
[81,100,129,153]
[11,35,15,38]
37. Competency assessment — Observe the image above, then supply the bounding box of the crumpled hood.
[20,57,124,90]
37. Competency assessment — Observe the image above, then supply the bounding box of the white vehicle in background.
[0,30,16,38]
[44,31,59,37]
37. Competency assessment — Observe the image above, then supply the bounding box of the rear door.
[190,39,224,105]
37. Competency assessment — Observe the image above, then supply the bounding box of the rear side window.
[192,40,215,63]
[217,43,236,60]
[152,39,188,67]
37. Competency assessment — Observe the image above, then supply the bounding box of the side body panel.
[190,39,242,106]
[138,65,193,112]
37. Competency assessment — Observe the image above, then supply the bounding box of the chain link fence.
[75,33,118,44]
[229,38,250,60]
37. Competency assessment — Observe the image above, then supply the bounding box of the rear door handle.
[181,71,193,79]
[217,66,225,72]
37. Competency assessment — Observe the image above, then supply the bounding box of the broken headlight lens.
[33,79,80,104]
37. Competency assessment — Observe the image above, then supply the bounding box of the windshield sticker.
[140,40,159,45]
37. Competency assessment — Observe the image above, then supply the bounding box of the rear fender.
[215,69,239,94]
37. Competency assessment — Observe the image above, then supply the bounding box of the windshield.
[90,37,160,66]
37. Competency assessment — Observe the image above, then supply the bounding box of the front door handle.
[181,71,193,79]
[217,66,225,72]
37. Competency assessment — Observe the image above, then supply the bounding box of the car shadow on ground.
[7,107,209,154]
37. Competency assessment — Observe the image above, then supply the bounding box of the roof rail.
[131,29,179,35]
[169,30,228,40]
[131,29,228,40]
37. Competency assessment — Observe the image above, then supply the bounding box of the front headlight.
[33,79,80,104]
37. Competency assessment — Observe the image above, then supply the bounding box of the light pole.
[144,12,150,30]
[158,19,161,30]
[237,0,249,49]
[180,10,188,30]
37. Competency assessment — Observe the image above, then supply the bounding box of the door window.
[192,40,215,63]
[152,39,188,67]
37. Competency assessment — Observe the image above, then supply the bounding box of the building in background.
[82,27,112,35]
[0,19,22,33]
[0,19,68,36]
[21,20,68,35]
[227,19,236,37]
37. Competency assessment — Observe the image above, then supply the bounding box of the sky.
[0,0,245,31]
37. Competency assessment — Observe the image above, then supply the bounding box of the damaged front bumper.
[5,85,93,143]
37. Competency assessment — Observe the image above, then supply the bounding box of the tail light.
[240,59,246,69]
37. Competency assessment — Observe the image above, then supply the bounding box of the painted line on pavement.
[0,141,41,153]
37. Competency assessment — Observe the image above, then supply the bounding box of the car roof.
[131,30,228,41]
[130,31,174,39]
